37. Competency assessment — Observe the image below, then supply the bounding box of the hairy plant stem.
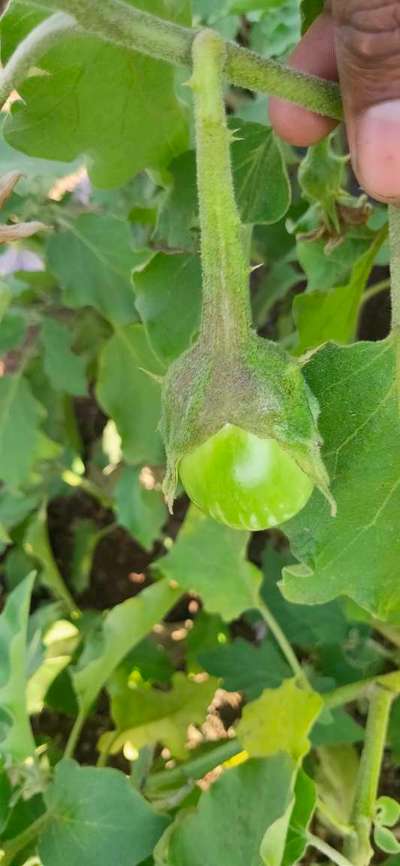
[191,29,251,349]
[18,0,342,118]
[0,11,78,109]
[344,686,395,866]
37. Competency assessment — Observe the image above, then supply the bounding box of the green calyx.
[160,29,334,518]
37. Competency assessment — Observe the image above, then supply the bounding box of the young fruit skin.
[179,423,314,531]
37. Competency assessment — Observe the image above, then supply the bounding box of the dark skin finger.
[270,0,400,202]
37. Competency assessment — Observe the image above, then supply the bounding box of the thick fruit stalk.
[160,29,334,530]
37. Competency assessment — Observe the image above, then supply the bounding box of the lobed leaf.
[101,671,218,760]
[237,678,323,762]
[282,339,400,621]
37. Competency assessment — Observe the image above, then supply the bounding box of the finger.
[269,12,339,147]
[332,0,400,201]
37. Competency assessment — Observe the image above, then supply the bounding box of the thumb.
[333,0,400,202]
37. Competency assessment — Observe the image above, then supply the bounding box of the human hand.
[269,1,400,202]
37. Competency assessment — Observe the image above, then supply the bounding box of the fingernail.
[355,101,400,201]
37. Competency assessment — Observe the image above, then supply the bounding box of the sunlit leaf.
[237,679,323,762]
[101,672,218,760]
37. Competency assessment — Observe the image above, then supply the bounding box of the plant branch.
[145,738,242,796]
[324,670,400,709]
[1,812,50,866]
[258,599,310,689]
[308,833,356,866]
[18,0,342,118]
[344,685,395,866]
[64,707,87,759]
[0,11,78,110]
[360,278,390,310]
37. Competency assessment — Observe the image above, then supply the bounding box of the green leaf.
[301,0,323,31]
[282,339,400,621]
[2,1,189,188]
[154,506,262,621]
[0,374,45,487]
[41,317,87,396]
[70,519,101,594]
[231,121,291,225]
[261,797,294,866]
[72,579,181,715]
[0,280,11,321]
[237,679,323,761]
[39,759,169,866]
[115,466,167,552]
[250,1,300,59]
[374,827,400,856]
[118,636,174,686]
[96,323,164,466]
[27,655,71,716]
[294,230,386,354]
[0,312,26,354]
[153,122,291,254]
[200,637,291,699]
[315,744,359,830]
[0,488,39,535]
[101,672,218,760]
[0,573,36,762]
[297,235,370,293]
[282,771,316,866]
[47,214,138,324]
[261,547,349,649]
[133,253,202,366]
[24,503,76,613]
[375,797,400,829]
[311,708,364,746]
[161,756,295,866]
[154,151,198,252]
[298,136,346,232]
